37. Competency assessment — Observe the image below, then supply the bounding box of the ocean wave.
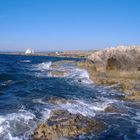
[133,112,140,121]
[68,68,93,84]
[32,98,49,105]
[40,108,51,121]
[0,110,36,140]
[3,133,22,140]
[58,98,116,117]
[47,71,69,78]
[1,80,12,87]
[37,62,52,71]
[33,61,93,84]
[20,60,31,63]
[130,111,140,136]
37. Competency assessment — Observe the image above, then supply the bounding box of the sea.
[0,54,140,140]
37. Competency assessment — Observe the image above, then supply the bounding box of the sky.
[0,0,140,52]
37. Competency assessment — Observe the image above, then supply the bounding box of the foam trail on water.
[1,80,12,86]
[58,98,116,117]
[32,98,49,105]
[0,110,36,140]
[40,108,51,121]
[4,133,22,140]
[37,62,52,71]
[20,60,31,63]
[68,68,93,84]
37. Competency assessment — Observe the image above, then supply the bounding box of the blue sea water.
[0,54,140,140]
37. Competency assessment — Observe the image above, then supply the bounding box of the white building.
[25,48,34,55]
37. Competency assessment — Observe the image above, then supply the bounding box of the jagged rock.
[88,46,140,71]
[33,110,106,140]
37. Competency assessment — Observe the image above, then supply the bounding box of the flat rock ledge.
[48,71,68,77]
[104,105,126,113]
[32,110,106,140]
[48,96,76,105]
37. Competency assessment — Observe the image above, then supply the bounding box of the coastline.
[1,54,140,139]
[0,50,94,58]
[1,51,140,101]
[76,59,140,101]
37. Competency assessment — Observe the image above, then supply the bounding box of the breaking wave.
[36,62,52,71]
[68,68,93,84]
[33,61,92,84]
[0,110,36,140]
[1,55,140,139]
[59,98,116,117]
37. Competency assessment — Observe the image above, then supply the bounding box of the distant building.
[55,51,59,55]
[25,48,34,55]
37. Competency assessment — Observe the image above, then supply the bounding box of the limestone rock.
[49,71,67,77]
[48,97,75,105]
[88,46,140,71]
[33,110,106,140]
[104,105,125,113]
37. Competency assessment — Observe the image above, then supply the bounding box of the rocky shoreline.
[32,46,140,140]
[77,60,140,101]
[32,97,124,140]
[32,95,130,140]
[33,109,106,140]
[76,46,140,101]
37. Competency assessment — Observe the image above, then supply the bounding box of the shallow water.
[0,54,140,140]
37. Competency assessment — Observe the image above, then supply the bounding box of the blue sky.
[0,0,140,51]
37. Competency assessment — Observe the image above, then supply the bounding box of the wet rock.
[78,79,82,82]
[104,106,125,113]
[48,97,75,105]
[50,64,60,69]
[33,110,106,140]
[49,71,67,77]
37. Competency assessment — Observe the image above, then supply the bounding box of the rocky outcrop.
[104,105,126,113]
[32,110,106,140]
[77,59,96,71]
[48,97,76,105]
[48,71,67,77]
[88,46,140,71]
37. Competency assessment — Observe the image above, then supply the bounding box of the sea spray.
[36,61,52,71]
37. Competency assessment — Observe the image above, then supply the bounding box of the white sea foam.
[133,112,140,121]
[1,80,12,86]
[47,71,69,78]
[40,108,51,121]
[20,60,31,63]
[4,133,22,140]
[0,110,36,140]
[68,68,93,84]
[132,112,140,135]
[32,98,48,105]
[59,98,115,117]
[33,61,93,84]
[37,62,52,71]
[0,116,6,134]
